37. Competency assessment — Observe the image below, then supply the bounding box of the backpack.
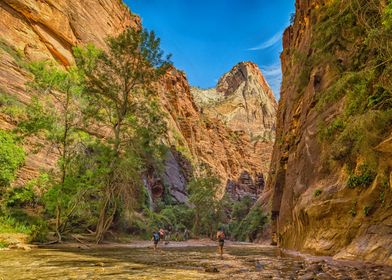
[153,232,160,241]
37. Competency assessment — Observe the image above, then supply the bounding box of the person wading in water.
[216,228,225,258]
[152,231,160,251]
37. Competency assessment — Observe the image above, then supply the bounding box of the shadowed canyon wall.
[264,0,392,265]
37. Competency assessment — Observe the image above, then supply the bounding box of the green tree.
[232,205,267,242]
[188,176,221,237]
[75,28,171,242]
[0,130,25,189]
[231,196,253,221]
[20,62,84,241]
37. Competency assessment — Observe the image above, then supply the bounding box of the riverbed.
[0,241,391,279]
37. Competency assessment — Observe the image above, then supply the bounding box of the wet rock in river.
[316,272,335,280]
[255,261,263,271]
[205,267,219,273]
[307,262,323,273]
[298,272,316,280]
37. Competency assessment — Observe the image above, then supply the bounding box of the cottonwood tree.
[21,63,85,242]
[75,28,171,242]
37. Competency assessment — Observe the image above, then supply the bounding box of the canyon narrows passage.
[0,0,392,278]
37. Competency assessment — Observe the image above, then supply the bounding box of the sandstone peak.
[191,61,277,141]
[217,61,275,100]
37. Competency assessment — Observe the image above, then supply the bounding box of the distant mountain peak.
[192,61,277,141]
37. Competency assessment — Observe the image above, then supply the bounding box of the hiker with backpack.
[216,228,225,257]
[159,227,165,240]
[152,231,160,251]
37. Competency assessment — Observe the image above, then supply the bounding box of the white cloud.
[261,63,281,77]
[247,32,282,51]
[261,62,282,99]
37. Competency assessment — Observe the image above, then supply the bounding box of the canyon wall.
[0,0,272,202]
[265,0,392,265]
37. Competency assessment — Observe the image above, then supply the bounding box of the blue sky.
[126,0,295,98]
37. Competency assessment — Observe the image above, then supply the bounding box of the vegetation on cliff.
[0,130,24,188]
[292,0,392,185]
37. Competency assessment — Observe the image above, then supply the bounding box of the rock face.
[0,0,270,201]
[191,62,276,199]
[226,171,265,201]
[192,62,277,141]
[158,67,272,197]
[265,0,392,266]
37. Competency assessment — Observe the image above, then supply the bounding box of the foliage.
[231,196,253,221]
[319,117,345,141]
[363,205,374,216]
[0,210,48,242]
[379,177,389,205]
[294,0,392,180]
[122,203,194,239]
[0,130,25,188]
[3,185,36,208]
[75,28,171,242]
[188,175,222,236]
[0,241,8,248]
[0,91,25,119]
[347,164,376,189]
[383,1,392,30]
[314,189,322,197]
[159,204,194,230]
[20,61,86,241]
[231,204,267,242]
[0,39,26,67]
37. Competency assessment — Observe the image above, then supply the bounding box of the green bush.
[4,185,36,208]
[347,164,376,189]
[0,130,25,188]
[379,178,389,205]
[0,241,9,248]
[363,205,374,217]
[319,117,345,141]
[0,210,48,242]
[314,189,322,197]
[231,196,253,221]
[231,205,267,242]
[159,204,194,230]
[0,92,24,119]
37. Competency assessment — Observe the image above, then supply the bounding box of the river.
[0,241,391,279]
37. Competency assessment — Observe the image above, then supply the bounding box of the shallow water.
[0,244,391,279]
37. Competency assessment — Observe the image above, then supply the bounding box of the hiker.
[216,228,225,257]
[183,228,189,241]
[159,227,165,240]
[152,231,160,251]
